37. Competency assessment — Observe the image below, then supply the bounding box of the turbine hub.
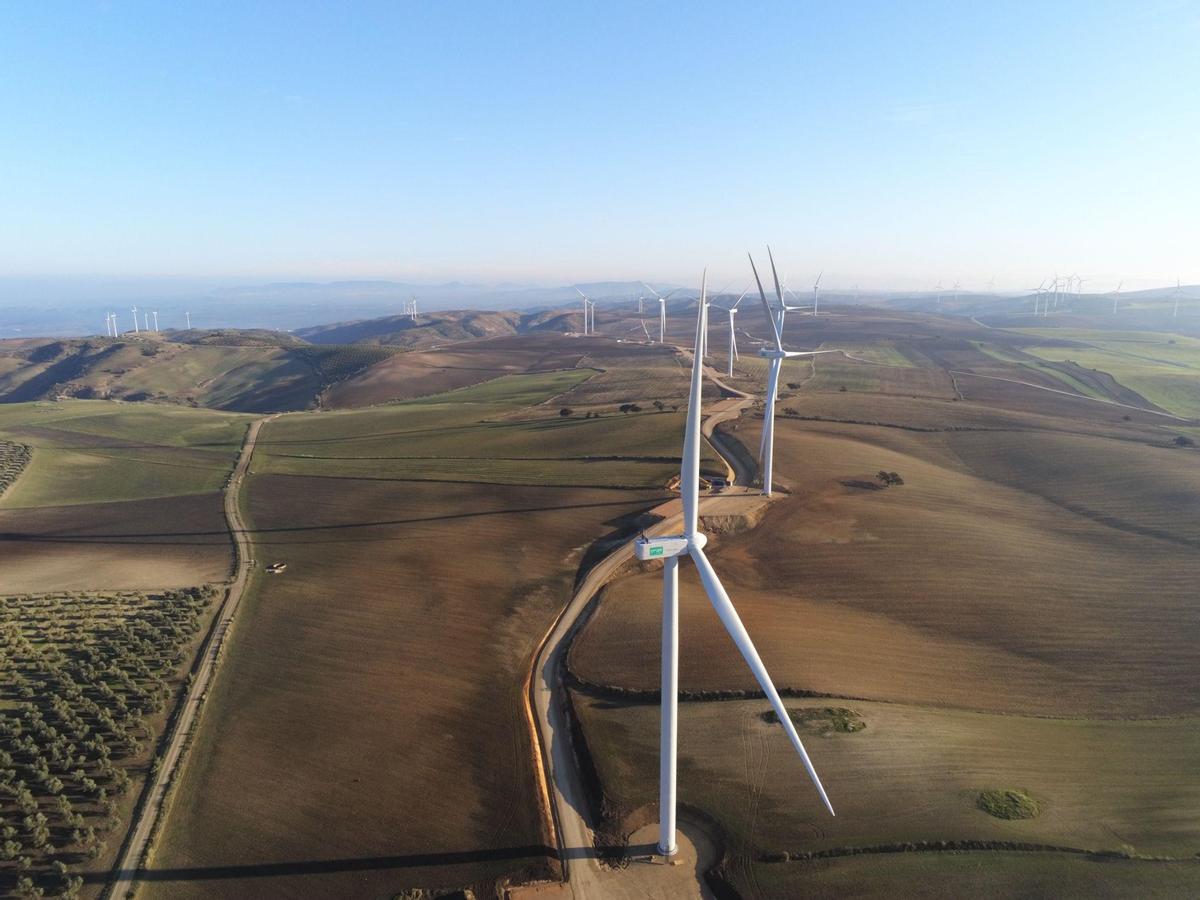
[687,533,708,551]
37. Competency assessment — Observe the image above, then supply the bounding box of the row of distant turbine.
[103,307,193,336]
[1029,276,1189,318]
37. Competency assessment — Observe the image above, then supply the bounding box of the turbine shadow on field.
[0,497,673,547]
[90,843,617,884]
[90,845,560,883]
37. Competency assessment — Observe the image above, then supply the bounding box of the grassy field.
[1018,335,1200,418]
[571,419,1200,718]
[573,695,1200,893]
[143,352,708,898]
[569,359,1200,897]
[0,402,248,593]
[256,369,722,488]
[144,477,669,899]
[0,586,219,899]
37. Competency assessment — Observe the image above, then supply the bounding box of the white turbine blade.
[681,272,707,538]
[732,287,750,309]
[642,281,663,300]
[767,247,786,306]
[749,253,784,352]
[689,545,835,816]
[814,271,823,289]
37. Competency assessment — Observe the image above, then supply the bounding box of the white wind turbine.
[185,311,192,329]
[643,283,683,344]
[635,271,835,858]
[720,287,750,377]
[151,310,159,331]
[750,249,842,497]
[575,288,591,335]
[812,271,823,316]
[131,307,140,334]
[1110,281,1123,315]
[1174,279,1182,318]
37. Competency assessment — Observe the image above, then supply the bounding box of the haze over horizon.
[3,2,1199,297]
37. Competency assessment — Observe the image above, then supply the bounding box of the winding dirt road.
[107,415,270,899]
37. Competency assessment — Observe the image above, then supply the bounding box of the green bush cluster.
[0,586,216,895]
[0,442,32,498]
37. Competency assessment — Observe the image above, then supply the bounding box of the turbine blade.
[767,247,786,306]
[689,545,835,816]
[749,253,784,352]
[681,272,707,538]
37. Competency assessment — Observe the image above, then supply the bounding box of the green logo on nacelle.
[649,546,664,557]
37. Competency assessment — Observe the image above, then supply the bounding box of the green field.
[1008,329,1200,417]
[0,402,251,508]
[256,370,721,488]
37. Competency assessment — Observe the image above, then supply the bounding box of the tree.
[1173,435,1195,447]
[652,400,665,412]
[619,403,635,414]
[559,408,572,417]
[875,471,904,487]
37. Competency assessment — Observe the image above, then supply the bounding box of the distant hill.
[296,307,588,347]
[0,334,395,412]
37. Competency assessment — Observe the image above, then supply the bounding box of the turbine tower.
[750,249,842,496]
[812,271,823,316]
[635,272,835,858]
[185,311,192,329]
[1174,279,1182,318]
[151,310,159,331]
[131,307,139,334]
[1111,282,1123,315]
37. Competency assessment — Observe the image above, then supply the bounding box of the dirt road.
[107,415,270,899]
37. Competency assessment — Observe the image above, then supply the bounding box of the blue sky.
[2,1,1198,291]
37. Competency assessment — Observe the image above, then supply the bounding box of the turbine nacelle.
[634,533,704,561]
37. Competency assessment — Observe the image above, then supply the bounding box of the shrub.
[976,789,1040,820]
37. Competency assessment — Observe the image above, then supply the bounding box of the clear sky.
[2,1,1198,292]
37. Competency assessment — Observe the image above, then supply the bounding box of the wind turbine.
[131,307,139,334]
[411,297,419,321]
[144,311,150,332]
[750,249,842,497]
[812,271,823,316]
[185,311,192,329]
[1111,281,1123,315]
[720,287,750,377]
[151,310,159,331]
[635,271,835,858]
[574,289,592,335]
[1174,279,1182,318]
[643,283,682,344]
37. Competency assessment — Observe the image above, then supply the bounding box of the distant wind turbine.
[185,311,192,329]
[1174,279,1182,318]
[643,283,683,344]
[750,249,843,496]
[131,307,139,334]
[720,287,750,377]
[151,310,159,331]
[1111,282,1123,315]
[812,271,823,316]
[635,270,835,858]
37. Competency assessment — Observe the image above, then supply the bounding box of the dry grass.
[573,694,1200,897]
[571,420,1200,719]
[145,478,666,899]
